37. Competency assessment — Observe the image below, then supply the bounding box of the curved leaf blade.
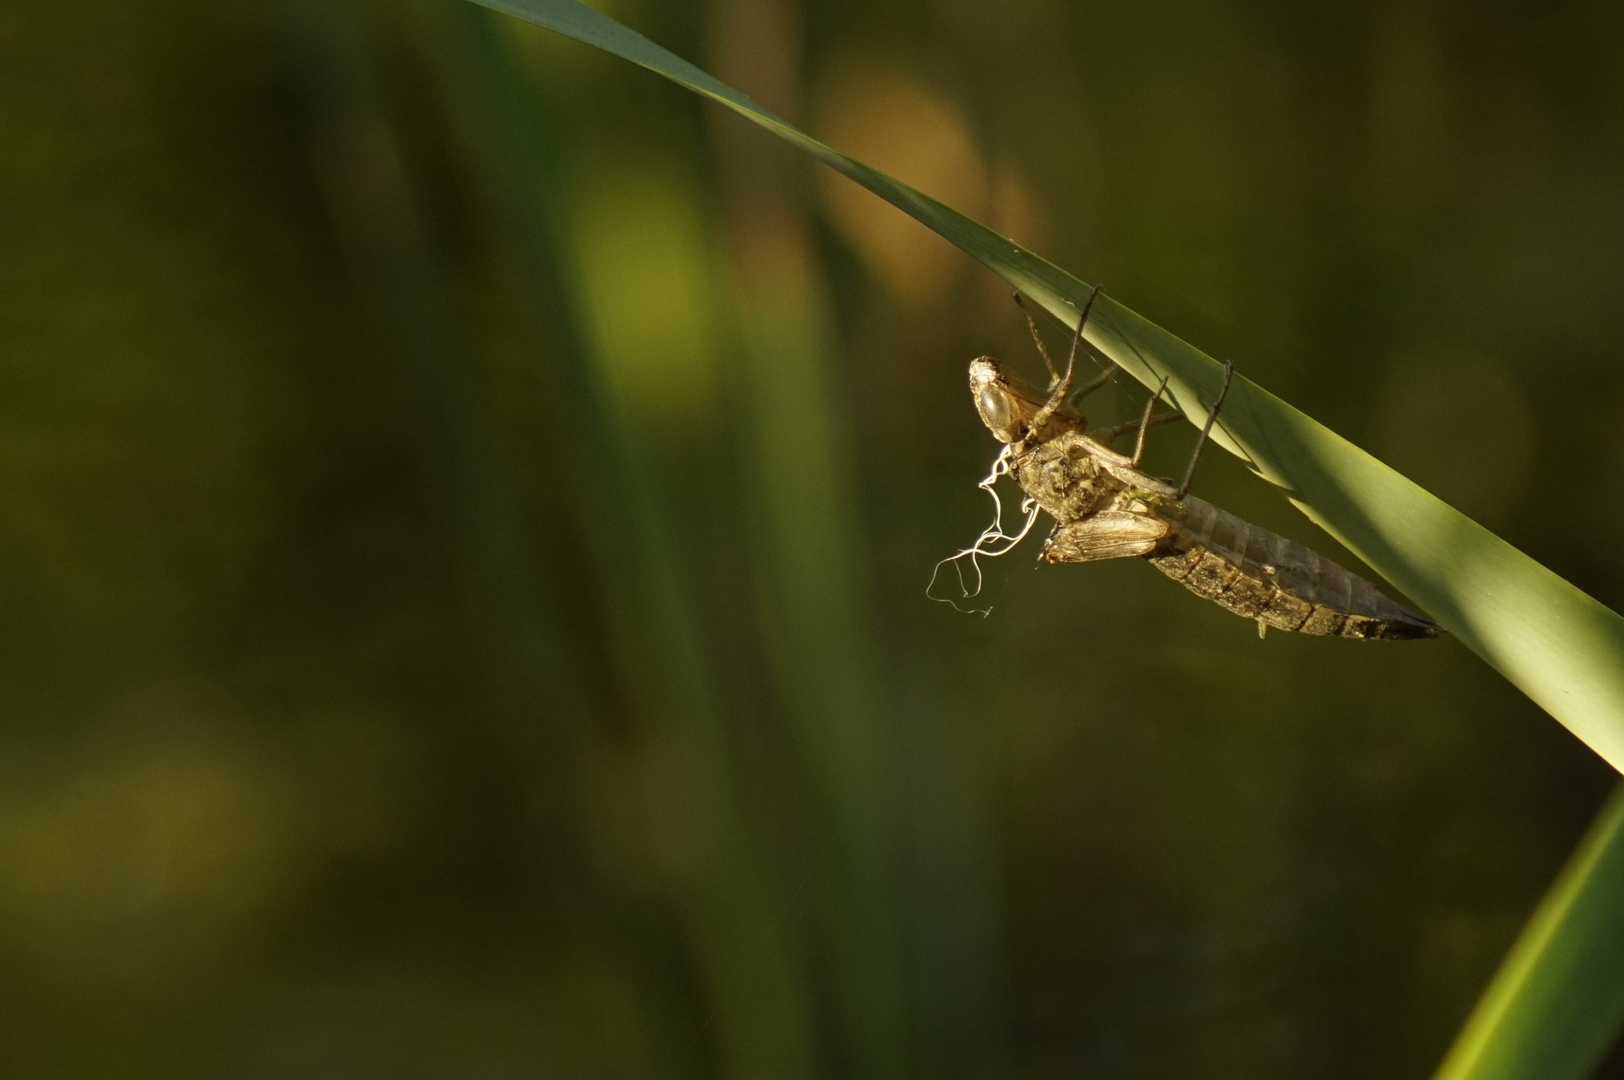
[1433,783,1624,1080]
[467,0,1624,775]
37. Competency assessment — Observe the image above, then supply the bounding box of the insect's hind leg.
[1174,360,1235,500]
[1128,375,1172,467]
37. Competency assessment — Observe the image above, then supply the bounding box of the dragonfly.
[943,287,1438,640]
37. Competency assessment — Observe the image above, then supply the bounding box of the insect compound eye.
[976,384,1017,440]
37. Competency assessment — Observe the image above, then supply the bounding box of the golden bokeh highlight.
[0,683,299,982]
[568,154,727,431]
[810,51,988,309]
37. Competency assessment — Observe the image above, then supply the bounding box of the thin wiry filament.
[927,445,1041,615]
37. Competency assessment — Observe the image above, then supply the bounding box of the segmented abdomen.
[1142,495,1437,639]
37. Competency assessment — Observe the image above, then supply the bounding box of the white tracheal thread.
[927,444,1041,615]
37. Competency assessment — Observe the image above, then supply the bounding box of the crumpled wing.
[1041,510,1171,564]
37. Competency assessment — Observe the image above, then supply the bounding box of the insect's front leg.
[1069,366,1116,406]
[1027,284,1103,436]
[1095,411,1181,445]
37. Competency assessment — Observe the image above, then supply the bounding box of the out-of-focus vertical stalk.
[707,3,906,1077]
[289,0,590,790]
[1432,783,1624,1080]
[392,3,821,1077]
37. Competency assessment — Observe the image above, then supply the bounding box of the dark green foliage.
[3,0,1623,1077]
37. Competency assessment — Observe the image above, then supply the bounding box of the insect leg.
[1070,365,1116,405]
[1128,375,1172,467]
[1096,410,1181,444]
[1174,360,1235,500]
[1029,284,1103,435]
[1012,294,1058,384]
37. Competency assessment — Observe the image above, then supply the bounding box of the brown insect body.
[969,356,1437,639]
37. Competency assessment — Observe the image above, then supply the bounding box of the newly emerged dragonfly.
[945,289,1438,640]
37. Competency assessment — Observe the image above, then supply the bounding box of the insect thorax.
[1012,430,1121,521]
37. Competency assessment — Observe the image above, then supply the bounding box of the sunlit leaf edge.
[1432,782,1624,1080]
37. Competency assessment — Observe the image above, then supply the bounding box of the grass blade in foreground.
[1433,783,1624,1080]
[465,0,1624,773]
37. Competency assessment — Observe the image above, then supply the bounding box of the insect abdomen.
[1143,495,1438,639]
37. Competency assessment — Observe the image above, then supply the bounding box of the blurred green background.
[4,0,1624,1076]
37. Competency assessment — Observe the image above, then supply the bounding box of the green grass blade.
[471,0,1624,1071]
[462,0,1624,776]
[1433,783,1624,1080]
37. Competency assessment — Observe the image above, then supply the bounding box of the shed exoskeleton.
[963,292,1438,640]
